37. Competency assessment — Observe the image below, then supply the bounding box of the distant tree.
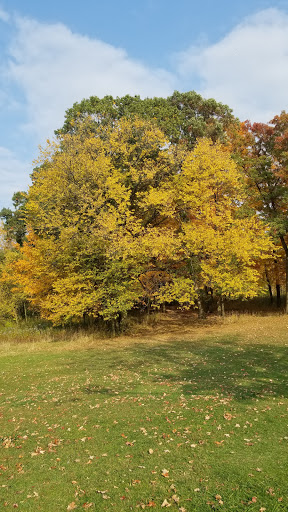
[0,232,28,323]
[0,191,27,246]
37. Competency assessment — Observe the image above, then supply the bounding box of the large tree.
[7,119,272,325]
[143,138,272,316]
[11,118,179,327]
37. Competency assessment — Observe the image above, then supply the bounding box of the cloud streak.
[7,17,176,142]
[0,146,30,203]
[0,7,9,22]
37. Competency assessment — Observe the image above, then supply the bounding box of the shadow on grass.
[74,335,288,402]
[84,385,114,394]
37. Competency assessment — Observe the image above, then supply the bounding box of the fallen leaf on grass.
[148,448,154,454]
[161,499,171,507]
[161,469,169,478]
[67,503,77,511]
[2,437,15,448]
[27,492,39,499]
[31,447,45,456]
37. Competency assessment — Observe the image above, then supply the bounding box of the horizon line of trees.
[1,90,288,330]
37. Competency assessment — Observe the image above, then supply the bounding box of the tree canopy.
[2,116,272,327]
[2,91,288,328]
[56,91,236,149]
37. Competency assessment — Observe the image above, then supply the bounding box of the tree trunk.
[110,319,116,337]
[147,297,151,316]
[285,254,288,313]
[217,296,225,317]
[276,283,281,308]
[264,266,273,304]
[268,283,273,304]
[116,313,123,333]
[197,297,206,319]
[280,236,288,313]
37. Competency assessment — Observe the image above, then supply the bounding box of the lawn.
[0,312,287,511]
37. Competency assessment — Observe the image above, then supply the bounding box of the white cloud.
[0,14,176,208]
[2,7,288,208]
[0,146,30,206]
[176,8,288,122]
[0,7,9,22]
[7,17,176,142]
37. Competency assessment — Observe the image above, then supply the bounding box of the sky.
[1,0,288,209]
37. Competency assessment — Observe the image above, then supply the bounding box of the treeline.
[1,91,288,330]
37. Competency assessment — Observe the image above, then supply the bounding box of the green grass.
[0,313,287,511]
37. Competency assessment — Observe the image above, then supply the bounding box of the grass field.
[0,312,287,511]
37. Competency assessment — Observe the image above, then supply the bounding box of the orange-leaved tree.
[229,114,288,311]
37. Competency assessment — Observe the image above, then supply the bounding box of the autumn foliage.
[0,112,274,326]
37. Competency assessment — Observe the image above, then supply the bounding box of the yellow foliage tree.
[143,138,273,315]
[8,121,273,325]
[12,118,179,327]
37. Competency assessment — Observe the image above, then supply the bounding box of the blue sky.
[1,0,288,208]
